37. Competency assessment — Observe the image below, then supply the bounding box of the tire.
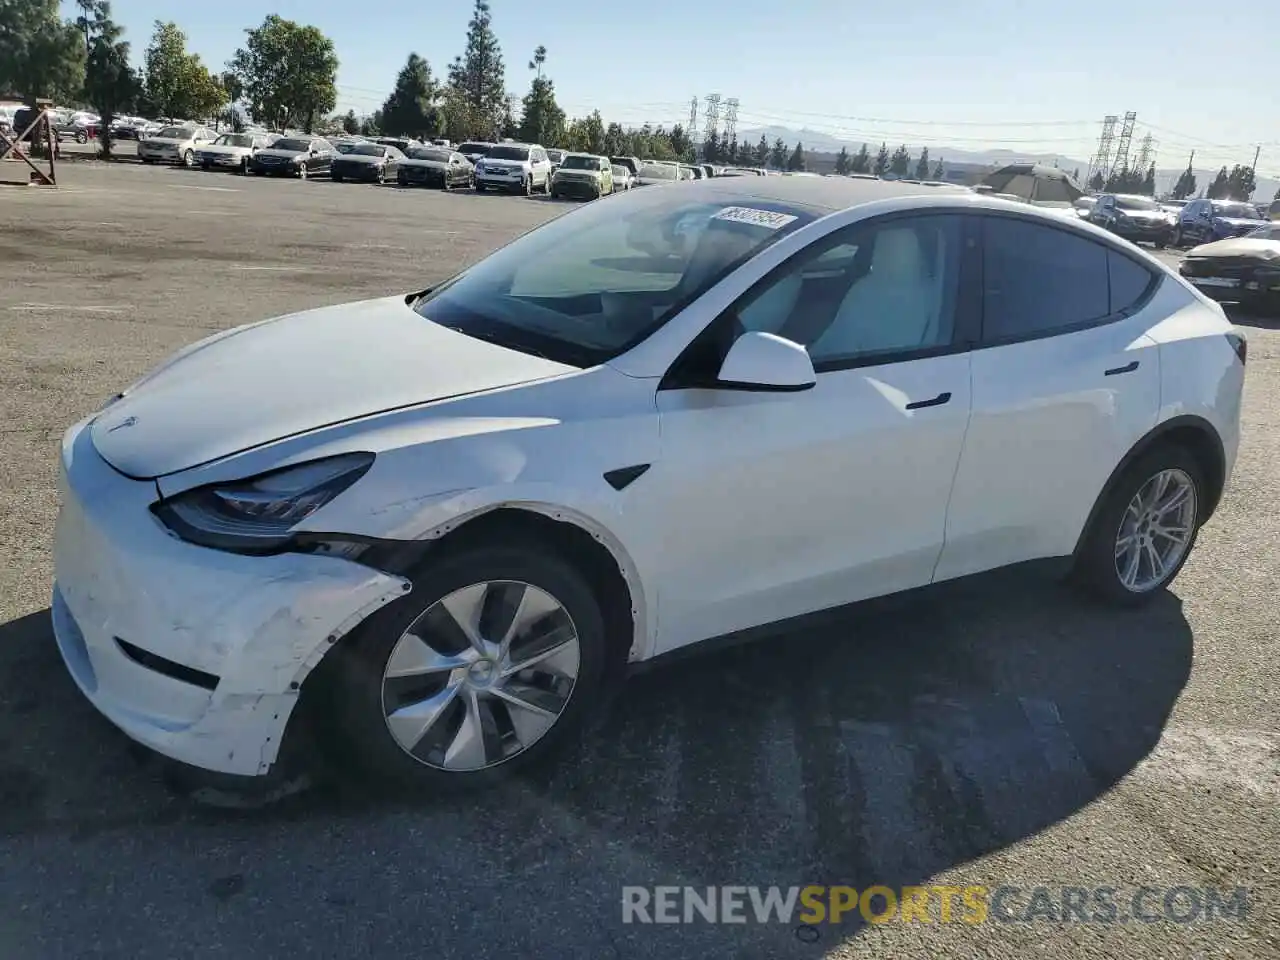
[523,176,533,197]
[182,149,194,167]
[1072,444,1205,606]
[325,541,610,793]
[1172,225,1183,247]
[141,158,154,165]
[549,189,559,200]
[201,161,210,171]
[298,165,307,180]
[332,173,343,183]
[543,174,553,195]
[475,182,485,192]
[76,131,87,144]
[240,158,250,175]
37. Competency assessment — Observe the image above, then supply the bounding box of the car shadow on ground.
[0,565,1191,953]
[1224,304,1280,329]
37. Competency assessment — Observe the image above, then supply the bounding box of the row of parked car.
[1073,192,1279,248]
[132,124,780,200]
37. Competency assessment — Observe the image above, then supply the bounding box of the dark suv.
[1174,198,1269,247]
[1087,194,1175,247]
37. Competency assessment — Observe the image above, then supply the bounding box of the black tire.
[182,149,194,167]
[332,173,343,183]
[475,182,486,193]
[1072,444,1206,606]
[1172,225,1183,247]
[201,161,210,171]
[324,541,610,793]
[549,189,559,200]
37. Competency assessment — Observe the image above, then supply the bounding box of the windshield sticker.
[712,207,799,230]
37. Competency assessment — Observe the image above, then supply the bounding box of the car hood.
[333,154,384,165]
[1185,237,1280,259]
[1215,217,1266,229]
[144,137,191,146]
[198,144,248,155]
[255,148,305,159]
[400,159,449,169]
[90,296,576,478]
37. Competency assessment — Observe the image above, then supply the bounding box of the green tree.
[0,0,86,104]
[769,137,787,169]
[754,134,769,166]
[229,15,338,132]
[914,146,930,180]
[1142,163,1157,196]
[81,1,137,159]
[447,0,506,139]
[518,48,564,146]
[1226,164,1256,200]
[786,141,805,171]
[145,22,225,121]
[341,109,359,134]
[668,123,692,161]
[1206,166,1230,199]
[703,129,721,163]
[1171,162,1197,200]
[603,122,625,156]
[872,142,890,176]
[933,158,944,179]
[889,144,911,176]
[359,110,383,137]
[381,53,443,140]
[582,109,605,154]
[851,143,870,173]
[834,146,851,175]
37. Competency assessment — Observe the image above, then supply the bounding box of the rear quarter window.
[1108,251,1156,314]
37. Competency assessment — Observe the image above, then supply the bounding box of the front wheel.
[75,131,88,144]
[325,542,610,792]
[475,182,485,193]
[1073,445,1205,606]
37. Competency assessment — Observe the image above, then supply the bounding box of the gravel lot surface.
[1,160,1278,959]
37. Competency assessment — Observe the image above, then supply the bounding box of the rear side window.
[1108,251,1155,314]
[981,218,1109,341]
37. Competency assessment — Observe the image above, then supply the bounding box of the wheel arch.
[366,503,649,670]
[1073,414,1227,558]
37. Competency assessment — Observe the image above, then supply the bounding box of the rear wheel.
[523,176,533,197]
[182,149,194,167]
[1073,445,1204,606]
[325,541,609,792]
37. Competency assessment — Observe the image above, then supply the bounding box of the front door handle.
[905,391,952,410]
[1105,360,1139,376]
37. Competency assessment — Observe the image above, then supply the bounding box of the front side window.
[413,194,817,365]
[1213,202,1260,220]
[734,216,962,367]
[273,138,311,152]
[982,218,1110,340]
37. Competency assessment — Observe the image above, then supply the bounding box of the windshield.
[408,148,451,162]
[487,145,530,161]
[273,138,312,152]
[1214,202,1260,220]
[547,150,564,162]
[458,142,491,156]
[560,155,601,171]
[333,142,358,153]
[413,193,815,365]
[637,163,679,180]
[1116,196,1160,211]
[349,144,388,157]
[610,164,629,177]
[157,127,193,139]
[213,134,254,148]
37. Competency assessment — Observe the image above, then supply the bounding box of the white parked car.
[138,124,217,166]
[195,132,273,173]
[473,141,553,195]
[53,179,1245,793]
[610,163,634,191]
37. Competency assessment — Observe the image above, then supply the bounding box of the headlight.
[154,453,374,553]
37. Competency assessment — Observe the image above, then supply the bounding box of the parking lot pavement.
[1,163,1278,959]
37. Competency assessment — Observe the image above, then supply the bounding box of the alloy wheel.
[1113,468,1197,593]
[380,580,581,771]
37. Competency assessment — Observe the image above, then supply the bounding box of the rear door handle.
[905,391,952,410]
[1105,360,1139,376]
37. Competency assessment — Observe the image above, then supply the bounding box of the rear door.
[934,213,1162,582]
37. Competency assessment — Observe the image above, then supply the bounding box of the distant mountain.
[737,125,1279,202]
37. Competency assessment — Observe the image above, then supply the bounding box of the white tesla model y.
[53,179,1246,792]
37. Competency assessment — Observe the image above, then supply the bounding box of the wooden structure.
[0,99,58,186]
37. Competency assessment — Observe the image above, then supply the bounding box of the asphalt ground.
[1,157,1278,960]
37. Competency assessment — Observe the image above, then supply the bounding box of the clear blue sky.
[74,0,1278,175]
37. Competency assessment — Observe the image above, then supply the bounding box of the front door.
[647,213,976,653]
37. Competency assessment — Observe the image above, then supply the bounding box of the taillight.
[1226,331,1247,365]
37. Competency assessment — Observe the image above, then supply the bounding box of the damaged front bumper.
[52,418,410,777]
